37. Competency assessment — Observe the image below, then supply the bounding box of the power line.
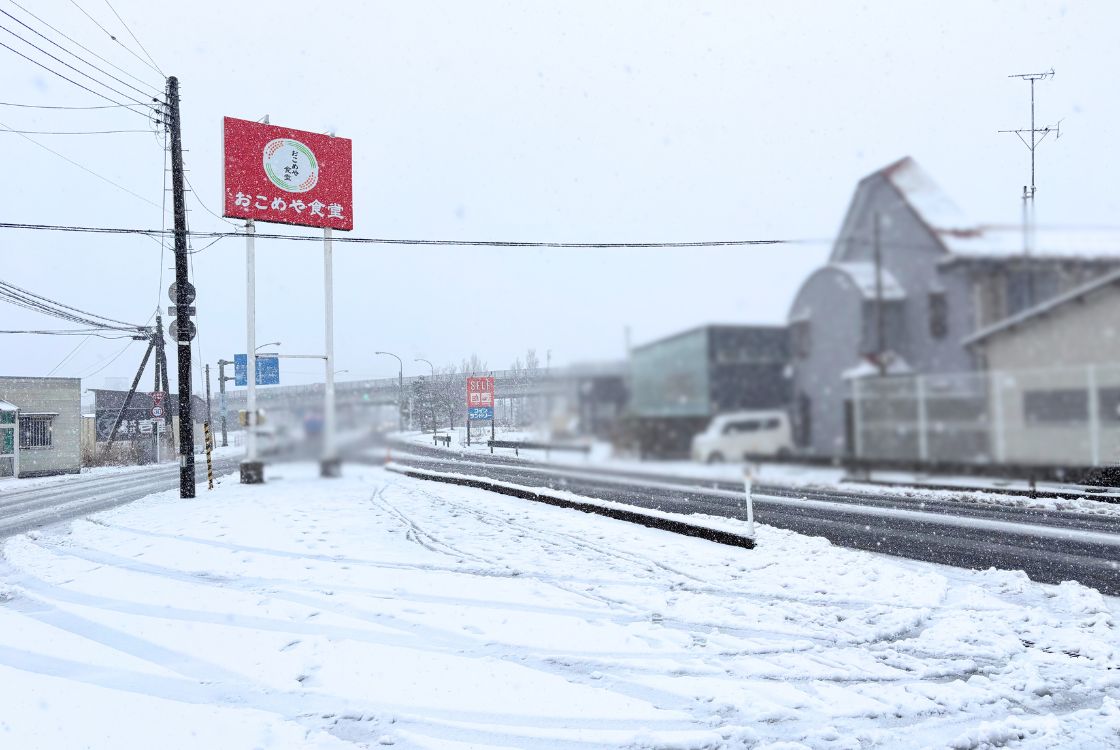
[100,0,163,77]
[0,277,147,330]
[46,332,92,375]
[184,170,239,227]
[81,337,136,377]
[0,37,150,112]
[0,21,155,108]
[6,0,161,94]
[0,221,812,247]
[0,7,162,102]
[0,328,137,338]
[0,126,149,134]
[0,99,139,109]
[0,121,165,210]
[67,0,161,77]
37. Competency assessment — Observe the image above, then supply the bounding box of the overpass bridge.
[220,361,626,431]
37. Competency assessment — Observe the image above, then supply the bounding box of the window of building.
[19,415,54,449]
[1006,270,1032,316]
[1095,388,1120,422]
[859,300,904,355]
[791,319,811,358]
[796,393,812,447]
[1022,390,1088,424]
[928,291,948,339]
[1005,269,1062,315]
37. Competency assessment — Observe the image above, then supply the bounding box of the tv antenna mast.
[999,68,1060,255]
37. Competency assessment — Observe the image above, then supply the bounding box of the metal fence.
[852,364,1120,467]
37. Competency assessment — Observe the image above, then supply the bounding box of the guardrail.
[487,440,591,457]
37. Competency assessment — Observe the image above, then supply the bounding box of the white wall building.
[0,376,82,478]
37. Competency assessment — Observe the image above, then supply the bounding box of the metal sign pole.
[744,466,756,540]
[242,219,263,483]
[321,226,340,476]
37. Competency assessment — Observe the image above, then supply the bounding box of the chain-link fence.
[852,364,1120,467]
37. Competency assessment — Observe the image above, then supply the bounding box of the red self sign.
[466,377,494,408]
[222,117,353,231]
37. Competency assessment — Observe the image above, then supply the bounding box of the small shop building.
[0,376,82,478]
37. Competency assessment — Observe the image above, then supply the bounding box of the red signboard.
[466,377,495,408]
[222,117,353,231]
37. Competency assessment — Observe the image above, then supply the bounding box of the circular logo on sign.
[262,138,319,193]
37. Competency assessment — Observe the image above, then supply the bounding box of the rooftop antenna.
[999,69,1059,257]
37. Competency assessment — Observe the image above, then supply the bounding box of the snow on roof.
[830,262,906,300]
[842,352,913,380]
[937,225,1120,261]
[881,158,1120,259]
[884,157,975,235]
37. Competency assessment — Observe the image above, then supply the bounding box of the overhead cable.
[0,221,808,248]
[6,0,161,93]
[0,100,140,109]
[99,0,164,77]
[0,8,162,101]
[66,0,162,77]
[0,22,155,108]
[0,127,150,134]
[0,37,150,112]
[0,123,165,210]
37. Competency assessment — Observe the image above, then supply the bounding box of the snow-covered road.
[0,464,1117,748]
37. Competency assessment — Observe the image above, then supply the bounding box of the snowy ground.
[0,463,1118,749]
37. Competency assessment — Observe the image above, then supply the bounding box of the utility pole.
[217,359,232,447]
[204,364,214,427]
[873,211,886,376]
[166,76,196,498]
[1000,69,1060,258]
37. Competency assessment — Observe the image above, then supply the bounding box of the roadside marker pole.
[203,422,214,490]
[744,465,756,540]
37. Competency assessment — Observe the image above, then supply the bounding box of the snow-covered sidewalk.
[0,463,1117,748]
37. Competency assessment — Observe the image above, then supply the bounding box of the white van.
[691,410,793,463]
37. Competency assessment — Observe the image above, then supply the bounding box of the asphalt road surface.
[0,456,241,539]
[0,436,373,540]
[384,441,1120,595]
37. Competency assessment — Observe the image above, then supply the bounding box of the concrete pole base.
[240,460,265,484]
[320,458,342,478]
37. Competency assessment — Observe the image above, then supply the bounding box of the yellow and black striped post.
[203,422,215,490]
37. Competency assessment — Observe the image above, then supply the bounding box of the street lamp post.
[415,358,438,438]
[216,358,234,447]
[375,351,404,432]
[242,339,281,483]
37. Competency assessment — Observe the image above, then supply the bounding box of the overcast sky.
[2,1,1118,388]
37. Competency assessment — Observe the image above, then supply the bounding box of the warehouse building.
[627,324,789,457]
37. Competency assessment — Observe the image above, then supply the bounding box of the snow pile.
[0,463,1118,748]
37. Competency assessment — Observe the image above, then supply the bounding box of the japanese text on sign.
[466,376,495,409]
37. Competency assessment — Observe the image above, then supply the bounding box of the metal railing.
[851,363,1120,468]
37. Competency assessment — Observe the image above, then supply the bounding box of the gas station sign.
[466,377,494,421]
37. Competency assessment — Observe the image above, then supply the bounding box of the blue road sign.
[234,354,281,386]
[467,406,494,421]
